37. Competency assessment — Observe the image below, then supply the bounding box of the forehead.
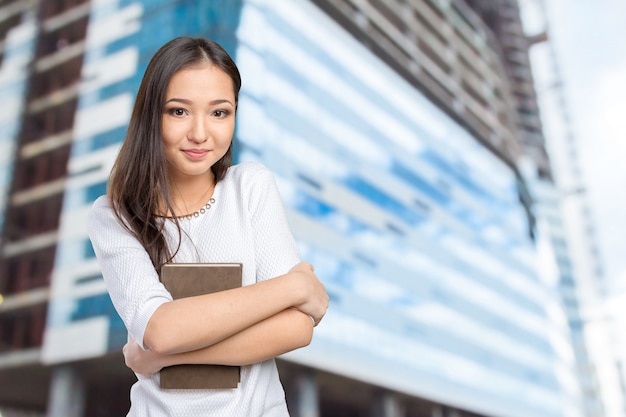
[166,65,234,98]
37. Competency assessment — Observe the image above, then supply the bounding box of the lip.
[182,149,209,160]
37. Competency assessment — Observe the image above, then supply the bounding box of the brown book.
[159,263,242,389]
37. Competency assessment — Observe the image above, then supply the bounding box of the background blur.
[0,0,624,416]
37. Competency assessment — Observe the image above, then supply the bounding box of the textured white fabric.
[87,162,300,417]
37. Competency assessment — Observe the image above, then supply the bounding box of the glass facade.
[40,0,571,416]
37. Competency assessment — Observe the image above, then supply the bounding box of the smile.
[183,149,209,160]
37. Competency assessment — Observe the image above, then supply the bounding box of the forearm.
[161,308,313,367]
[145,272,306,354]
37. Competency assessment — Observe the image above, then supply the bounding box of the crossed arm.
[123,262,327,376]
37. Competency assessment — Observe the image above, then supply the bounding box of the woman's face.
[161,64,235,184]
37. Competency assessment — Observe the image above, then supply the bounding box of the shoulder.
[91,195,112,210]
[226,161,273,178]
[220,162,286,211]
[87,195,118,230]
[88,195,113,217]
[223,162,276,189]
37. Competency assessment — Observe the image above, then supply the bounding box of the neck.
[168,173,215,218]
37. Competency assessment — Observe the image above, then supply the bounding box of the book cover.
[159,263,242,389]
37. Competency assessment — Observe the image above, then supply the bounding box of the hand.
[289,261,329,326]
[123,338,165,377]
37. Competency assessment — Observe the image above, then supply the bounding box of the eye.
[212,109,230,118]
[168,108,187,116]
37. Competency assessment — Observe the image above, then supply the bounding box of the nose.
[188,116,209,143]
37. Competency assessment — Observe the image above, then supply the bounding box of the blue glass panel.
[86,181,107,202]
[343,175,424,226]
[294,191,335,218]
[391,160,450,205]
[84,238,96,260]
[70,293,127,350]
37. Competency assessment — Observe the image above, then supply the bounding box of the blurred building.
[0,0,585,416]
[519,0,626,416]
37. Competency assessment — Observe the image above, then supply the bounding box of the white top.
[87,162,300,417]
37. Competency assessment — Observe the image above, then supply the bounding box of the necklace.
[180,197,216,220]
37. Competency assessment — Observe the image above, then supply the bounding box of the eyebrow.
[165,98,234,106]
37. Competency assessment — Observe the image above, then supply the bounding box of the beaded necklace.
[180,198,216,220]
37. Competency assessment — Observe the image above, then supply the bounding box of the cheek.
[217,124,235,145]
[162,146,176,166]
[161,131,179,161]
[161,122,179,145]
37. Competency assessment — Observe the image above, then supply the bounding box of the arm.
[124,308,313,376]
[144,262,325,354]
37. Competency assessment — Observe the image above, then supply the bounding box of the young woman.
[87,36,329,416]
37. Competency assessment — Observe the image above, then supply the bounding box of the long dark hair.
[108,37,242,270]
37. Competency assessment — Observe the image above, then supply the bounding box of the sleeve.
[243,163,301,282]
[87,196,173,349]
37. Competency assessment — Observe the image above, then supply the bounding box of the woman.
[87,36,328,416]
